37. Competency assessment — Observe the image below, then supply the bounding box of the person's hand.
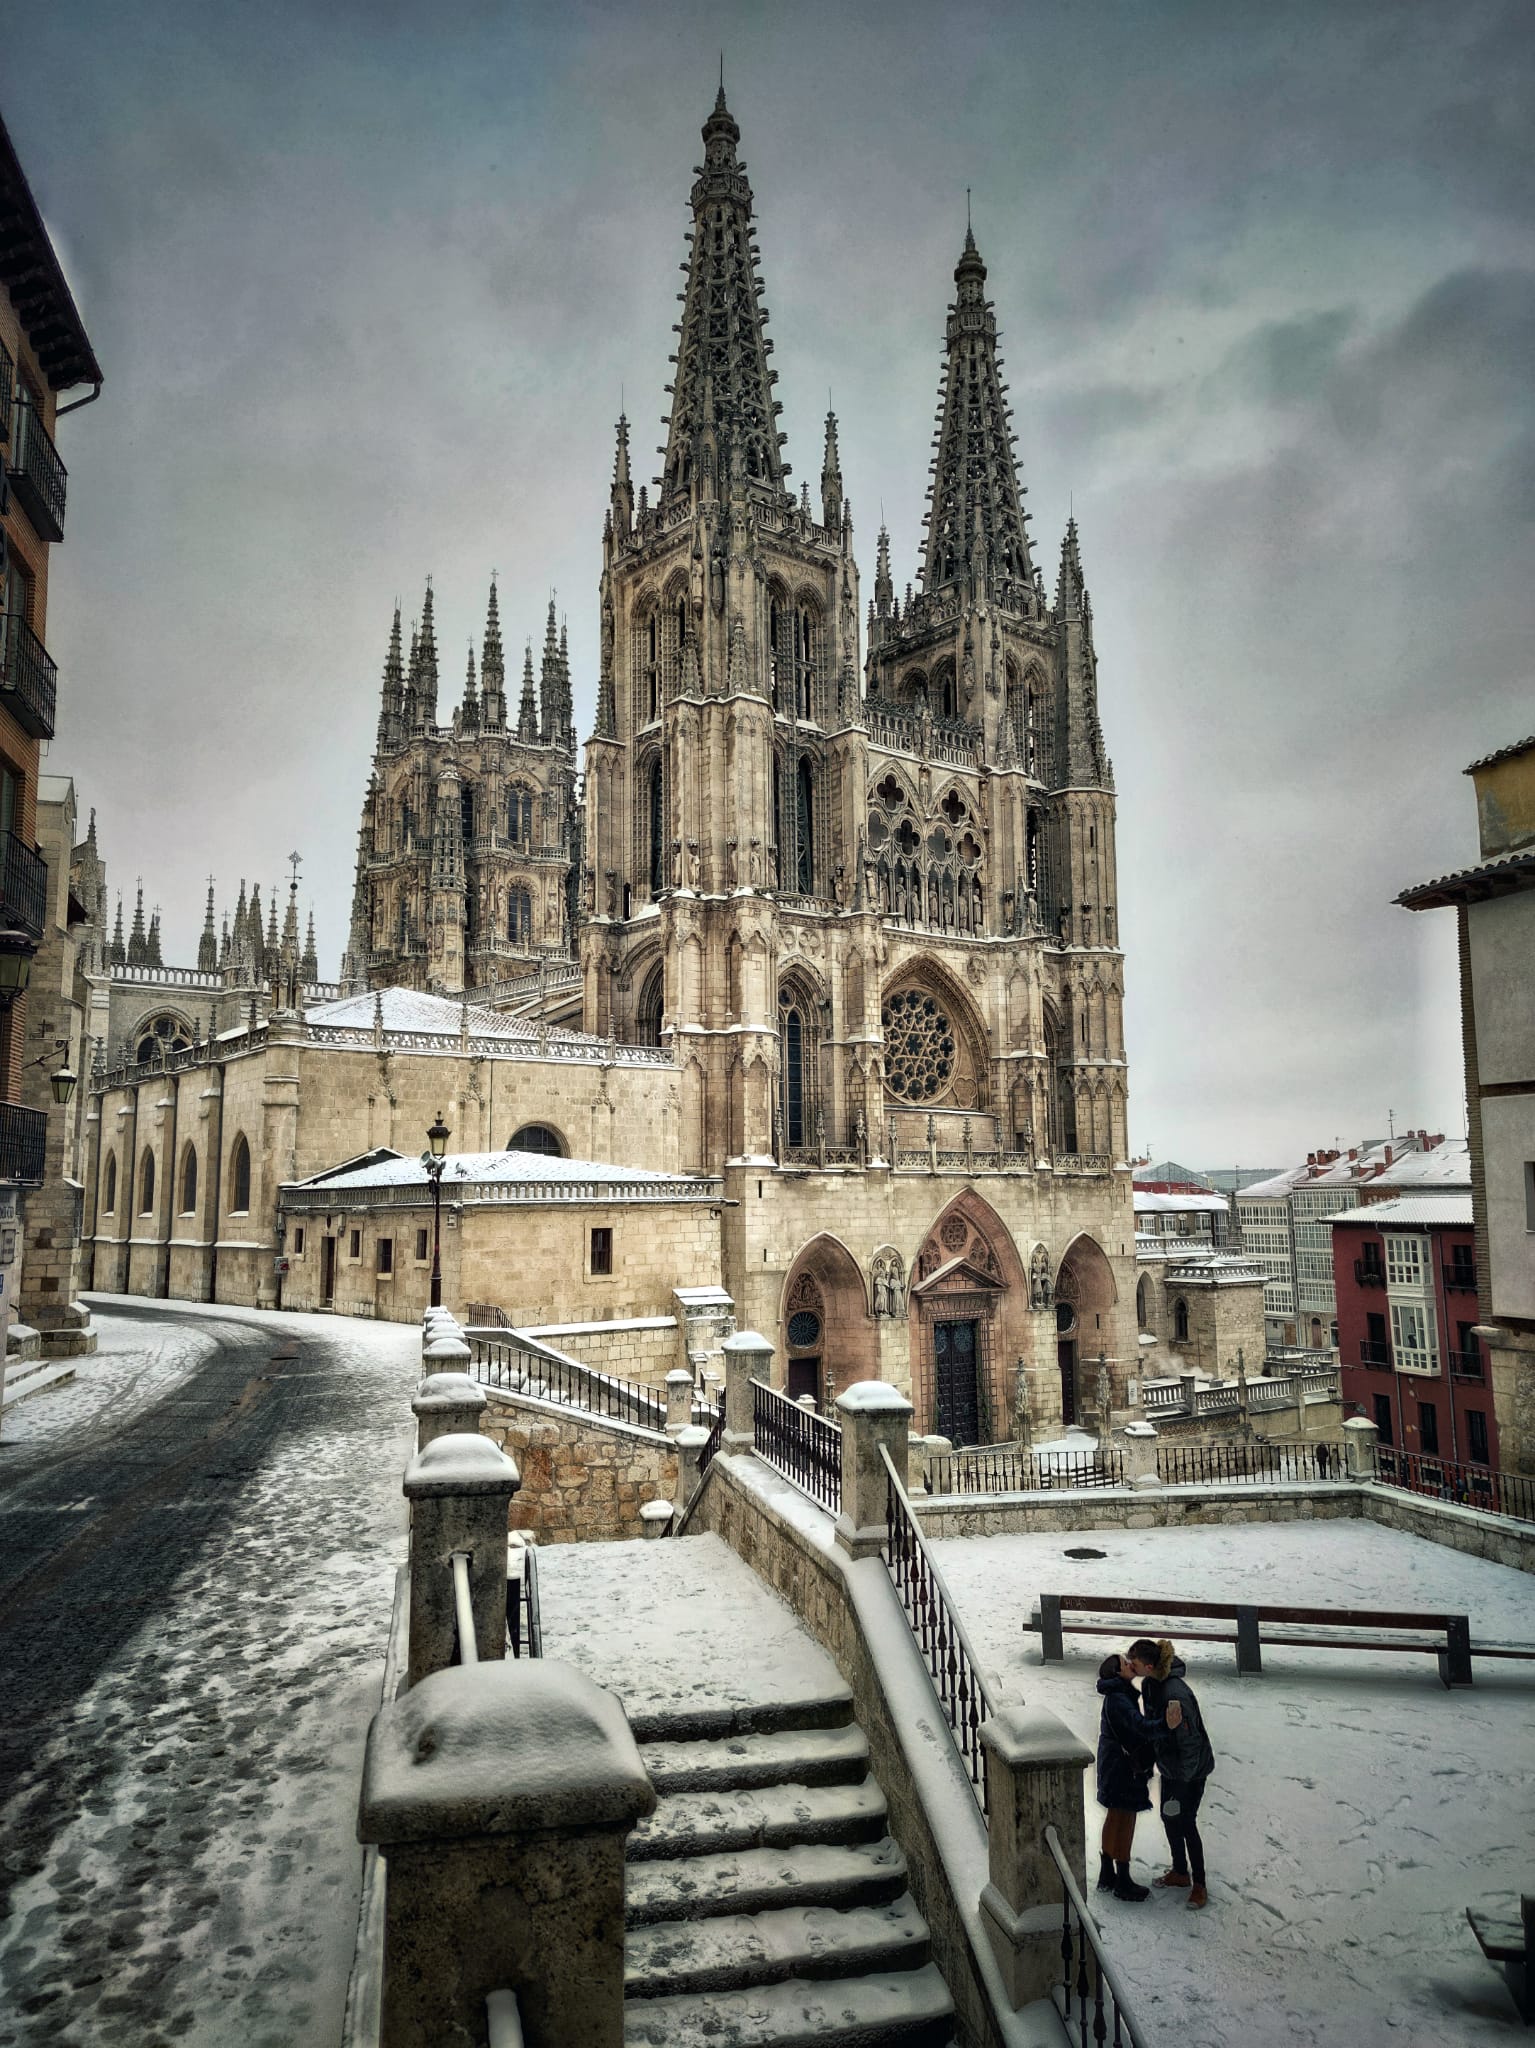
[1166,1701,1183,1728]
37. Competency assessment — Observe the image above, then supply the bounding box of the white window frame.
[1384,1234,1427,1289]
[1391,1300,1438,1375]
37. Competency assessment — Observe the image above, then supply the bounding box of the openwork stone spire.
[460,643,480,734]
[920,228,1036,606]
[197,882,218,972]
[301,909,319,984]
[378,603,404,750]
[127,883,147,967]
[415,578,439,727]
[660,87,786,506]
[480,578,506,727]
[517,642,539,741]
[539,599,560,744]
[1055,517,1112,789]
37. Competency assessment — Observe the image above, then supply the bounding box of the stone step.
[629,1780,888,1863]
[625,1893,933,2000]
[626,1838,908,1928]
[626,1683,854,1747]
[639,1722,870,1796]
[0,1360,77,1409]
[623,1962,955,2047]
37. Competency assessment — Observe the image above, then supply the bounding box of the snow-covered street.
[933,1518,1535,2045]
[0,1299,420,2048]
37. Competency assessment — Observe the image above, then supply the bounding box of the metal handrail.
[468,1328,669,1432]
[1155,1441,1344,1486]
[486,1988,525,2048]
[451,1551,478,1665]
[1376,1445,1533,1524]
[879,1444,994,1811]
[751,1376,842,1511]
[1043,1823,1151,2048]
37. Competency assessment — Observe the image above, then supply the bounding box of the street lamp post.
[425,1112,450,1309]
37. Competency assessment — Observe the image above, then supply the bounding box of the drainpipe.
[160,1067,181,1300]
[54,381,103,420]
[206,1063,225,1304]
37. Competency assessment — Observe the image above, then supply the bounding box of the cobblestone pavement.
[0,1299,420,2048]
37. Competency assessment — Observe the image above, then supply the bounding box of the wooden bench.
[1020,1592,1531,1688]
[1467,1894,1532,2023]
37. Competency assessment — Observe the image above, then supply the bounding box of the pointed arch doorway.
[780,1235,878,1409]
[909,1192,1030,1447]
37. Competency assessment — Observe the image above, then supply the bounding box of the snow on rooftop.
[931,1517,1535,2048]
[305,985,609,1045]
[1134,1190,1229,1214]
[296,1147,714,1192]
[1374,1138,1471,1189]
[1328,1194,1475,1228]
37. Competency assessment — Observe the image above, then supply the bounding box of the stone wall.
[521,1317,681,1386]
[477,1389,676,1543]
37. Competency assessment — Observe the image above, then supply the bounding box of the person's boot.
[1097,1853,1117,1892]
[1187,1884,1209,1909]
[1112,1863,1150,1901]
[1154,1869,1191,1888]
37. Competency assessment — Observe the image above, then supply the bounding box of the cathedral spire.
[919,226,1036,608]
[821,410,843,530]
[517,641,539,742]
[660,87,787,508]
[127,882,147,967]
[247,881,265,979]
[415,578,439,728]
[875,524,893,616]
[1054,517,1111,788]
[302,909,319,985]
[265,888,280,962]
[539,598,559,744]
[557,618,573,752]
[611,413,634,537]
[107,893,124,968]
[460,642,480,734]
[197,881,218,973]
[480,578,506,727]
[146,907,163,970]
[378,603,404,751]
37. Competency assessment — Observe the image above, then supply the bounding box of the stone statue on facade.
[1029,1243,1051,1311]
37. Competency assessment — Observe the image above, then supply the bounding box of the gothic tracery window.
[648,757,665,896]
[508,887,533,944]
[795,758,814,895]
[881,989,955,1103]
[134,1012,193,1066]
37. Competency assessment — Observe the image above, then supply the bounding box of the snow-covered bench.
[1023,1592,1515,1688]
[1466,1893,1532,2023]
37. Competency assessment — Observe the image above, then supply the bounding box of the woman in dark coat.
[1095,1654,1180,1901]
[1128,1637,1216,1909]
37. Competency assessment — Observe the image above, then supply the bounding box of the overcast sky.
[12,0,1531,1164]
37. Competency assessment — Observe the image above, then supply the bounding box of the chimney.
[1349,1148,1357,1161]
[1384,1145,1393,1167]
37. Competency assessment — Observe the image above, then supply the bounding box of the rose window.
[882,989,956,1102]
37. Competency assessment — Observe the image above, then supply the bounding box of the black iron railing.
[469,1330,667,1431]
[751,1378,842,1511]
[7,391,68,542]
[1354,1258,1386,1288]
[926,1445,1126,1495]
[881,1446,993,1812]
[0,831,47,940]
[1452,1347,1485,1381]
[696,1393,726,1482]
[1044,1824,1151,2048]
[507,1542,542,1659]
[1155,1441,1346,1486]
[0,609,58,740]
[0,1101,47,1185]
[1376,1446,1533,1524]
[1359,1339,1392,1367]
[1443,1262,1478,1294]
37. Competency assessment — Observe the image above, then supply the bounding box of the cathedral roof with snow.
[306,988,600,1042]
[287,1147,720,1202]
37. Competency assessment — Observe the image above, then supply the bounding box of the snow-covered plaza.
[933,1517,1535,2046]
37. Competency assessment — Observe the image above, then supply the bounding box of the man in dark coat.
[1128,1637,1216,1908]
[1094,1654,1183,1901]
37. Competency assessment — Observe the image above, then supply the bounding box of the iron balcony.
[0,831,48,941]
[6,392,68,542]
[1359,1338,1393,1367]
[0,1101,47,1186]
[0,611,58,740]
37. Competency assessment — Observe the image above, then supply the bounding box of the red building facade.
[1332,1196,1497,1468]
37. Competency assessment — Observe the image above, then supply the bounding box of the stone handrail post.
[359,1660,656,2048]
[1118,1418,1160,1486]
[1343,1413,1380,1479]
[413,1372,487,1450]
[664,1368,695,1435]
[404,1434,522,1688]
[423,1331,472,1374]
[834,1380,914,1561]
[674,1423,709,1509]
[720,1329,773,1451]
[979,1707,1094,2008]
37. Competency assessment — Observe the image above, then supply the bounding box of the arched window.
[181,1145,198,1216]
[508,787,535,847]
[772,756,783,886]
[508,887,532,944]
[648,757,665,896]
[636,963,664,1047]
[1174,1297,1190,1343]
[1136,1274,1153,1334]
[796,759,815,894]
[134,1012,193,1066]
[778,988,809,1149]
[769,597,782,707]
[936,664,957,720]
[104,1151,117,1214]
[139,1148,156,1215]
[795,602,817,718]
[460,787,475,843]
[508,1123,564,1156]
[646,612,659,722]
[230,1133,252,1214]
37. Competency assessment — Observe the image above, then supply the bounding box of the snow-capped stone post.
[403,1433,521,1687]
[674,1423,710,1510]
[664,1368,695,1435]
[359,1659,656,2048]
[1118,1418,1159,1485]
[412,1372,487,1450]
[979,1706,1094,2008]
[639,1498,674,1539]
[423,1328,471,1374]
[834,1380,914,1560]
[720,1328,772,1452]
[1343,1412,1380,1479]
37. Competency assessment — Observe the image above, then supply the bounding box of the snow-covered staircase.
[622,1692,957,2047]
